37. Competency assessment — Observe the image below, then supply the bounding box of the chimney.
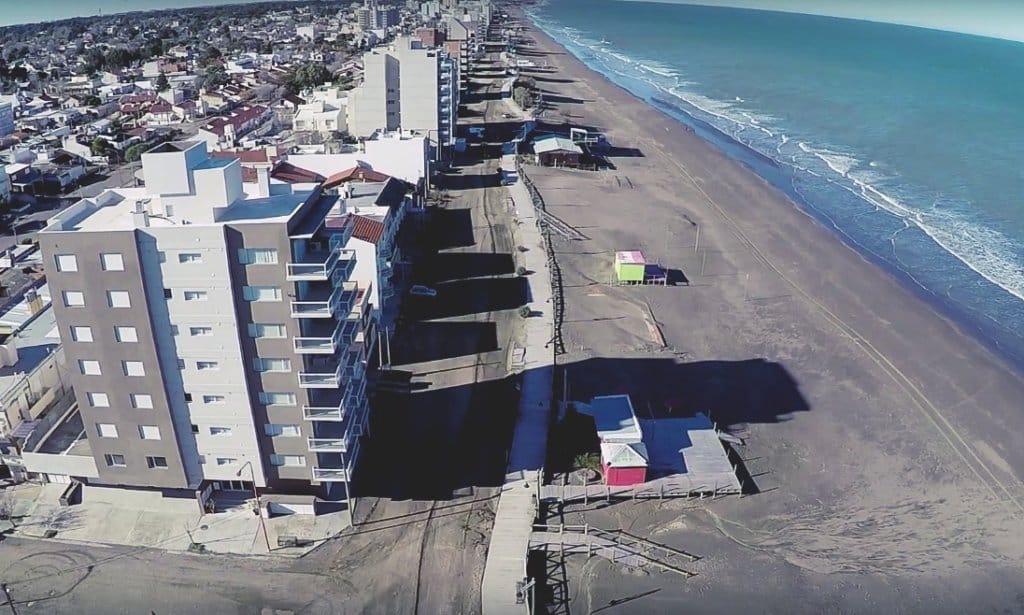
[132,200,150,228]
[343,183,352,199]
[256,165,271,197]
[26,290,43,315]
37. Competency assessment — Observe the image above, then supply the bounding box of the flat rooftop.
[36,406,91,457]
[50,187,314,233]
[0,301,59,397]
[578,395,642,442]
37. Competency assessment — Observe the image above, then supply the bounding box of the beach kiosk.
[576,395,650,487]
[614,251,647,284]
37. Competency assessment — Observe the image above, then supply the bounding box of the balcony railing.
[290,281,358,319]
[302,406,344,421]
[308,438,348,453]
[293,318,360,354]
[298,352,364,389]
[286,248,356,282]
[312,467,349,482]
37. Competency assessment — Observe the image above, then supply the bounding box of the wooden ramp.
[529,524,698,578]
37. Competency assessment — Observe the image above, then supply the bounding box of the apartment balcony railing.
[290,280,358,319]
[312,467,349,482]
[307,438,348,453]
[297,353,365,389]
[302,406,344,421]
[286,248,356,282]
[293,318,360,354]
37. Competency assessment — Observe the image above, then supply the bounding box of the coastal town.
[1,1,1024,614]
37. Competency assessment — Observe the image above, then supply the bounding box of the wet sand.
[511,7,1024,613]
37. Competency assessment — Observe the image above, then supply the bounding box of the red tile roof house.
[576,395,650,486]
[197,105,272,151]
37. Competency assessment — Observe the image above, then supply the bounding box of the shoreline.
[523,7,1024,376]
[510,5,1024,610]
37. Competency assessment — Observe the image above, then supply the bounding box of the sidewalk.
[481,170,556,615]
[1,483,349,557]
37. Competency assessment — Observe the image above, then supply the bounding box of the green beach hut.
[614,251,646,284]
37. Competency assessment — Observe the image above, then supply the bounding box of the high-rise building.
[355,6,372,30]
[347,37,458,159]
[38,141,374,507]
[0,101,14,138]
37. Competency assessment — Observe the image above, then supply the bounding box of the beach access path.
[511,7,1024,614]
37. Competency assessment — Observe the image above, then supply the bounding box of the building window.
[122,360,145,376]
[164,288,173,299]
[184,393,193,402]
[55,254,78,272]
[258,391,296,406]
[87,392,109,407]
[242,286,281,302]
[100,253,125,271]
[196,361,219,371]
[115,326,138,342]
[104,453,126,467]
[248,323,286,338]
[106,290,131,308]
[131,394,153,409]
[253,358,291,373]
[138,425,161,440]
[62,290,86,307]
[146,456,168,469]
[70,325,93,342]
[202,395,226,404]
[270,454,306,467]
[265,424,301,437]
[178,253,203,264]
[238,248,278,265]
[191,424,200,434]
[209,426,232,436]
[183,291,208,302]
[96,423,118,438]
[78,359,101,375]
[189,326,213,337]
[215,457,237,466]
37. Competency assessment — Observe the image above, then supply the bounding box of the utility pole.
[1,582,19,615]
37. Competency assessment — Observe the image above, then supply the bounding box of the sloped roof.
[270,161,324,184]
[322,164,392,188]
[348,214,386,245]
[600,442,649,468]
[533,135,582,155]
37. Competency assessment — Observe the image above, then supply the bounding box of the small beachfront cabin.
[576,394,649,487]
[532,135,583,168]
[614,251,646,284]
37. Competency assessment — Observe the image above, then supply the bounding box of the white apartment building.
[347,37,458,160]
[34,141,374,510]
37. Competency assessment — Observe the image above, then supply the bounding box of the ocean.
[526,0,1024,369]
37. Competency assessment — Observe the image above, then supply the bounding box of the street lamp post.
[237,460,272,553]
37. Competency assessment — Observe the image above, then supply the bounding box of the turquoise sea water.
[527,0,1024,368]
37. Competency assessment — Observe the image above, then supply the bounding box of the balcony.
[297,353,364,389]
[286,248,356,282]
[308,438,348,453]
[293,319,359,354]
[303,406,344,421]
[312,467,349,482]
[290,281,359,319]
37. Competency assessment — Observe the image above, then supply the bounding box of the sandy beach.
[510,6,1024,613]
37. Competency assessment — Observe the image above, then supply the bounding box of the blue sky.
[629,0,1024,42]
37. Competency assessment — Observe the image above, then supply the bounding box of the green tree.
[288,63,331,94]
[90,138,109,156]
[156,71,170,92]
[125,143,146,163]
[83,95,102,107]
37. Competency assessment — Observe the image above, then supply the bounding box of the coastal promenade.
[480,168,555,615]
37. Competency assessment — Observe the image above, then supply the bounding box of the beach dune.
[513,8,1024,613]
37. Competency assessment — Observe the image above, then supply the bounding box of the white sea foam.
[530,8,1024,304]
